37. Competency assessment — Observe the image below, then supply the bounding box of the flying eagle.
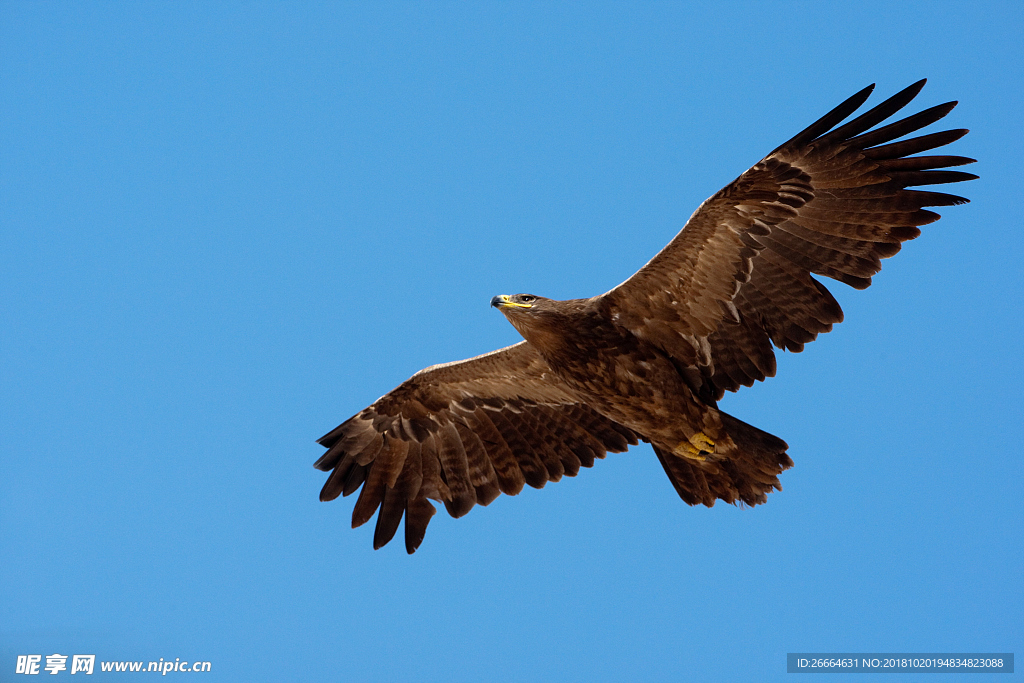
[315,80,975,553]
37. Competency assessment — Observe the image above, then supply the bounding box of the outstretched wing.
[599,80,976,401]
[315,342,638,553]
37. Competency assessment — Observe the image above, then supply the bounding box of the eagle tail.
[654,411,793,508]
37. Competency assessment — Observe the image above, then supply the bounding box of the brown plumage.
[316,80,975,552]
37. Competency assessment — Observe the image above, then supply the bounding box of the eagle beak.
[491,294,532,309]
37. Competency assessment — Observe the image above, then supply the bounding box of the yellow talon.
[674,432,715,462]
[675,442,706,461]
[690,432,715,452]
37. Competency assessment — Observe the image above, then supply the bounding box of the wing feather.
[373,487,405,550]
[452,420,501,506]
[485,408,550,489]
[404,497,436,554]
[467,408,526,495]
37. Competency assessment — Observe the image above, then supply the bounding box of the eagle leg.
[674,432,716,461]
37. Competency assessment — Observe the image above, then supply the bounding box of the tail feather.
[655,411,792,507]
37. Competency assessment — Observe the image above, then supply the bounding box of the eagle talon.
[689,432,715,453]
[674,432,715,462]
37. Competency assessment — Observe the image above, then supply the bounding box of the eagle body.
[497,295,732,458]
[315,80,975,553]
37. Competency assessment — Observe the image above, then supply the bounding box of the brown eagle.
[316,80,975,553]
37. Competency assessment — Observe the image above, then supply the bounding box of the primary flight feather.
[315,80,975,553]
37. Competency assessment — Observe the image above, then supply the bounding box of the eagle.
[315,80,975,553]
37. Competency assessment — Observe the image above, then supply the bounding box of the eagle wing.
[315,341,638,553]
[599,80,976,401]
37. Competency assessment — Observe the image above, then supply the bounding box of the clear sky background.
[2,2,1021,681]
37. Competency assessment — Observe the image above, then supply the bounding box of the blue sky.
[2,2,1021,681]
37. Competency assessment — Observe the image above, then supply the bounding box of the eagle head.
[490,293,540,311]
[491,293,567,345]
